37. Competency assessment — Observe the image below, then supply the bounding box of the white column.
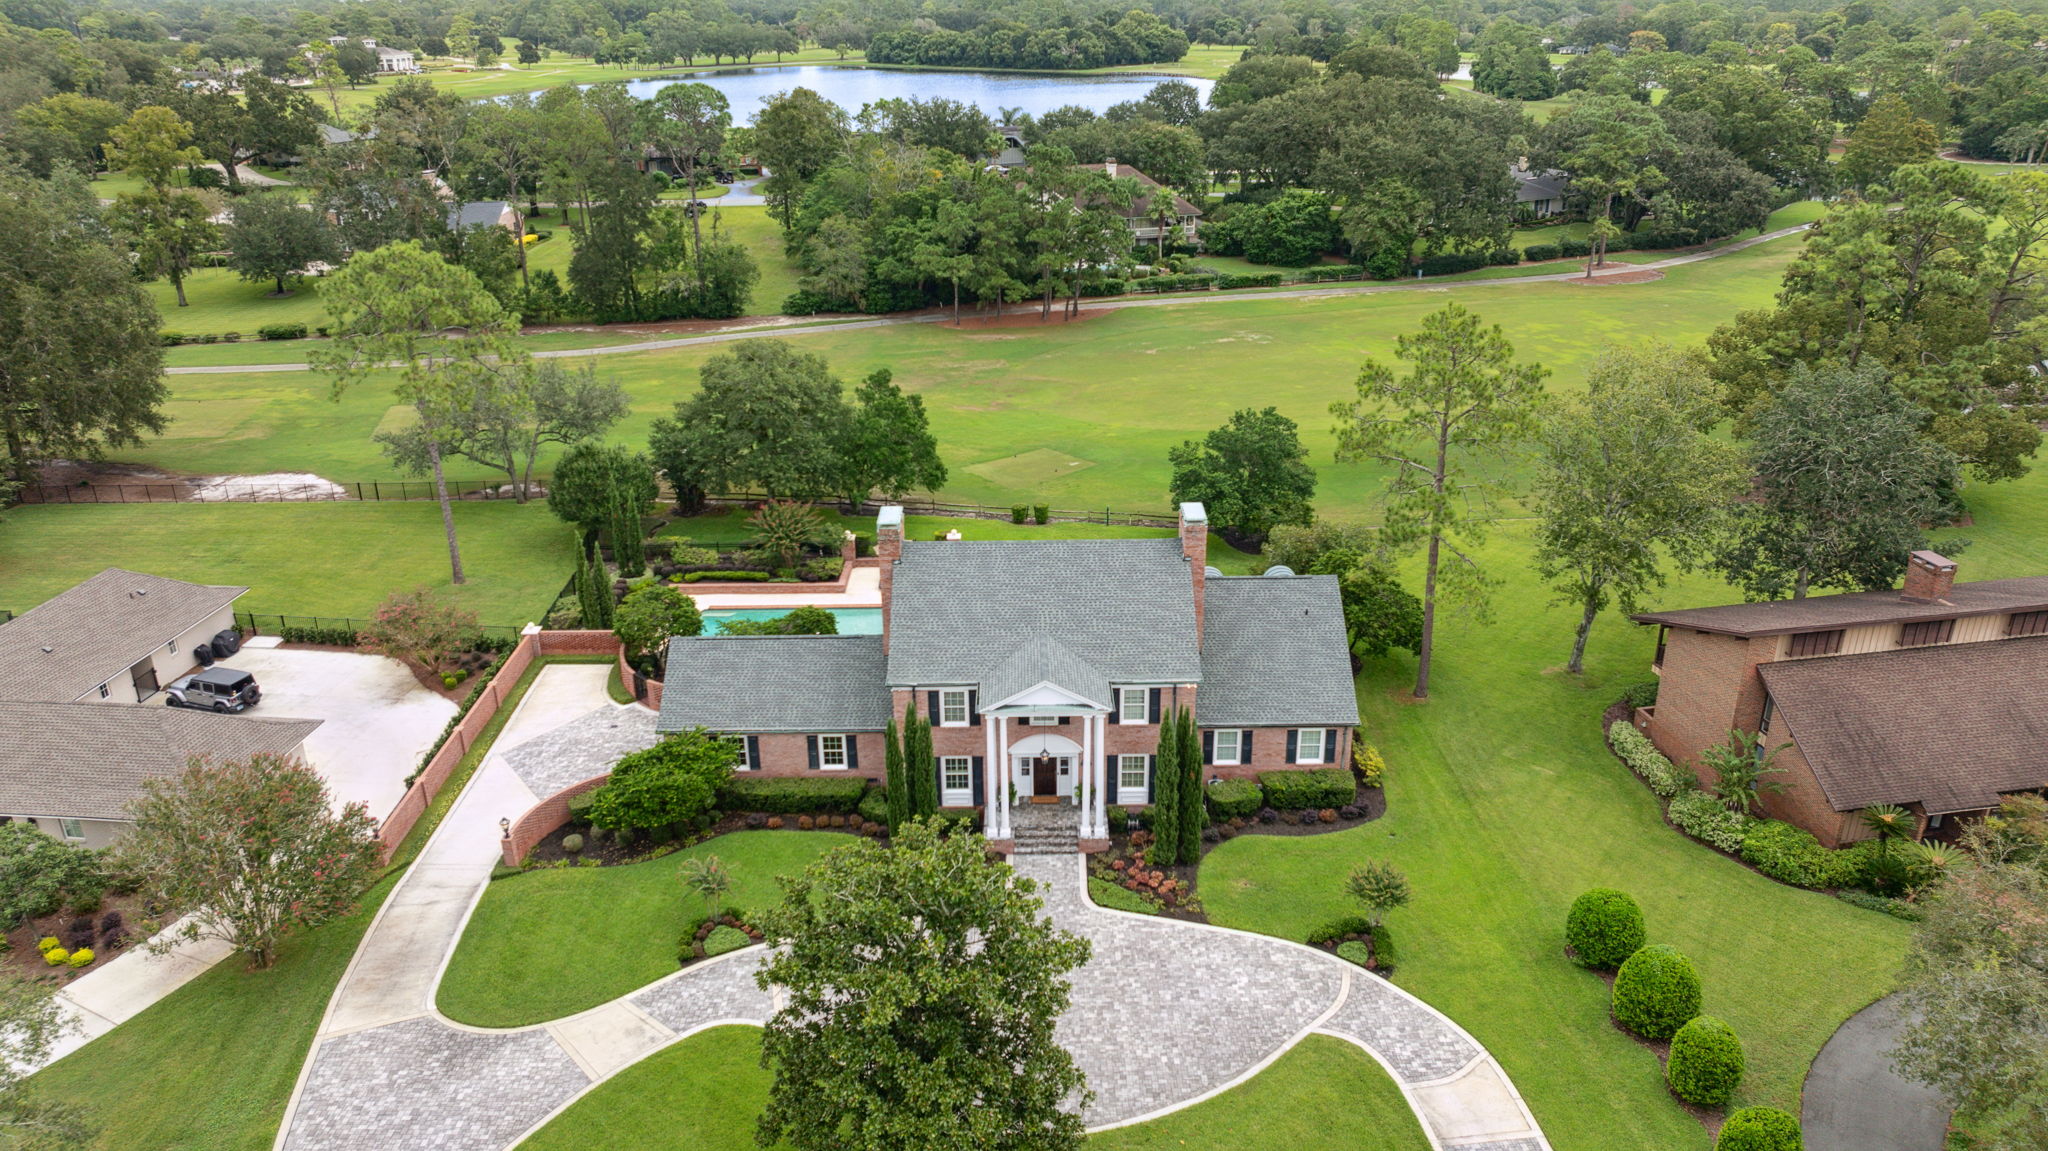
[1090,712,1108,838]
[983,711,998,836]
[1077,711,1091,832]
[995,715,1011,839]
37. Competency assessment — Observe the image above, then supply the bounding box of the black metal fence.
[234,612,528,649]
[18,479,527,505]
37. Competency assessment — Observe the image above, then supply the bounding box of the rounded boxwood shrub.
[702,924,751,957]
[1566,888,1646,970]
[1716,1106,1802,1151]
[1667,1015,1745,1105]
[1612,943,1703,1039]
[561,833,584,855]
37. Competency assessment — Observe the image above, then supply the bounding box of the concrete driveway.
[217,647,457,822]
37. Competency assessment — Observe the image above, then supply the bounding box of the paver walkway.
[277,670,1548,1150]
[1802,994,1949,1151]
[173,223,1814,376]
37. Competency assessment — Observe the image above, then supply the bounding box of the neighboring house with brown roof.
[0,569,319,846]
[1632,551,2048,846]
[1077,159,1203,246]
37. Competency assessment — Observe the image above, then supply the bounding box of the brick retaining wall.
[501,773,611,866]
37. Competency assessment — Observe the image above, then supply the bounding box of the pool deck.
[690,566,883,610]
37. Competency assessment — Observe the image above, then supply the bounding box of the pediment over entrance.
[1009,732,1083,757]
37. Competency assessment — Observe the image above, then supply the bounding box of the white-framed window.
[1296,728,1327,765]
[940,756,973,806]
[1029,715,1059,726]
[723,735,751,771]
[819,734,848,769]
[59,819,84,841]
[1212,729,1242,765]
[1118,688,1150,724]
[1118,754,1149,795]
[939,689,970,726]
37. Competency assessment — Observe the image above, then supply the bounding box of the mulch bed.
[3,893,155,985]
[521,810,886,868]
[1207,784,1387,842]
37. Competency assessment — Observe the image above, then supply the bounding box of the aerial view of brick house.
[658,503,1359,851]
[1633,551,2048,846]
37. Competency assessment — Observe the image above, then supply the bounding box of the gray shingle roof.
[1758,637,2048,814]
[658,635,891,734]
[981,634,1111,708]
[447,201,510,230]
[0,702,320,822]
[0,569,245,702]
[1198,576,1361,727]
[1633,576,2048,638]
[886,539,1201,687]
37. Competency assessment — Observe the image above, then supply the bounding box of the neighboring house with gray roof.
[1512,165,1570,219]
[0,569,320,847]
[1633,550,2048,847]
[447,200,518,234]
[659,503,1358,850]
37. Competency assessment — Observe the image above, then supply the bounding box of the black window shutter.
[1326,729,1339,762]
[847,736,861,770]
[1146,755,1157,803]
[1202,729,1214,764]
[927,691,940,724]
[807,736,820,770]
[967,691,979,725]
[971,756,984,806]
[1058,715,1070,725]
[1241,730,1253,761]
[746,735,761,771]
[1285,730,1298,764]
[1108,689,1121,724]
[1148,687,1162,723]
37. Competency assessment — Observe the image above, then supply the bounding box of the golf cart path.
[273,662,1548,1151]
[1801,994,1950,1151]
[172,223,1811,376]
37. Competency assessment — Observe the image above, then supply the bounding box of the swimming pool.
[700,607,883,635]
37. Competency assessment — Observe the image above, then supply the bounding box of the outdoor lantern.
[499,817,510,839]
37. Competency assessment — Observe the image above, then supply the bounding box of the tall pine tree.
[1176,707,1204,866]
[884,716,908,832]
[1148,709,1182,867]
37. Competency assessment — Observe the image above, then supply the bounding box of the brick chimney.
[1901,549,1958,604]
[877,506,904,652]
[1179,502,1208,643]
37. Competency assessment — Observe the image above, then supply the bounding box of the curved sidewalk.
[276,666,1548,1151]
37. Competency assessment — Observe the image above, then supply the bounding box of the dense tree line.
[866,10,1187,70]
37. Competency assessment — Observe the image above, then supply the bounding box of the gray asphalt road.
[1802,994,1950,1151]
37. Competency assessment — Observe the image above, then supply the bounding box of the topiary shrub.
[1612,943,1703,1039]
[1667,1015,1745,1106]
[1565,888,1646,970]
[1257,768,1354,809]
[1011,504,1028,523]
[1335,940,1372,967]
[1205,778,1261,820]
[702,924,752,957]
[1715,1106,1803,1151]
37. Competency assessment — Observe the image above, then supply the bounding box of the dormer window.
[1786,629,1844,658]
[1899,619,1956,648]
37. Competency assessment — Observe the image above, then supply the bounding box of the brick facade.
[1644,627,1771,794]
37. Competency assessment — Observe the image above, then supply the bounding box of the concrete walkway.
[1802,994,1950,1151]
[274,680,1549,1151]
[169,222,1815,376]
[31,920,236,1071]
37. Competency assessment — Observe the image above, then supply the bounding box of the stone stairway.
[1009,802,1080,855]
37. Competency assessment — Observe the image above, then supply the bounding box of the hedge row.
[681,570,771,583]
[1608,722,1690,798]
[1256,767,1354,810]
[1204,778,1262,819]
[715,775,870,814]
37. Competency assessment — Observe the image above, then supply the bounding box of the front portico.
[978,665,1113,850]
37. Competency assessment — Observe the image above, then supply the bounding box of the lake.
[612,64,1213,123]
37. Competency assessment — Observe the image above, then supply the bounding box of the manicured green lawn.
[28,874,398,1151]
[151,268,332,338]
[0,501,579,622]
[714,203,805,315]
[1195,500,1988,1149]
[437,831,853,1027]
[120,226,1800,500]
[514,1027,1426,1151]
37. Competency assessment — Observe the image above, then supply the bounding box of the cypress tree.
[585,542,615,629]
[906,702,939,817]
[610,475,646,578]
[1177,707,1204,865]
[884,717,908,832]
[575,542,600,626]
[1148,709,1181,867]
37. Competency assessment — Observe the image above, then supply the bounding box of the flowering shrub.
[1608,722,1690,798]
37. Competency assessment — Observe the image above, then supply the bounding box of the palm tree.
[1861,803,1913,856]
[1147,194,1180,262]
[1699,730,1789,817]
